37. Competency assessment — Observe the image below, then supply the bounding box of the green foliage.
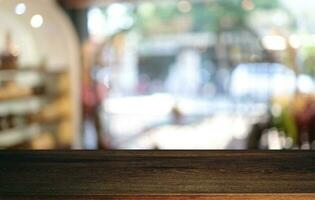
[133,0,282,36]
[253,0,281,10]
[302,46,315,77]
[272,106,298,144]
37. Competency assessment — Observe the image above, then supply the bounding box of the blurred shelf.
[0,120,64,149]
[0,65,71,149]
[0,67,40,72]
[0,86,61,101]
[0,96,43,115]
[0,96,43,112]
[0,68,67,82]
[0,92,34,101]
[0,124,41,148]
[0,95,70,120]
[0,67,66,74]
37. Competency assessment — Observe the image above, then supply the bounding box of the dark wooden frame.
[0,150,315,199]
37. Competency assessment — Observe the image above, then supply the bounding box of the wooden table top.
[0,151,314,199]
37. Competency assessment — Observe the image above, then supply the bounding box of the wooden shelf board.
[0,151,314,197]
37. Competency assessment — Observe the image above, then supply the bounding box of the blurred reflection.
[2,0,315,149]
[79,0,315,150]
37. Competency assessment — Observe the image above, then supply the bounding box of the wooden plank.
[1,195,315,200]
[0,151,314,197]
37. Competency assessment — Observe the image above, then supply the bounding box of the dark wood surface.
[2,195,315,200]
[0,151,315,198]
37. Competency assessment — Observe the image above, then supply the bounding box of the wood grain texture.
[0,151,314,197]
[2,195,315,200]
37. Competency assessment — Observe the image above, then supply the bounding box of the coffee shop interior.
[1,0,315,150]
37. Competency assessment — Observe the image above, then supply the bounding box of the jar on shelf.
[0,32,18,69]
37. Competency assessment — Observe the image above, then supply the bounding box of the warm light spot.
[30,14,43,28]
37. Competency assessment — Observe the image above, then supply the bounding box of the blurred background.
[1,0,315,150]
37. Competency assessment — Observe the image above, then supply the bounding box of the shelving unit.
[0,66,72,149]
